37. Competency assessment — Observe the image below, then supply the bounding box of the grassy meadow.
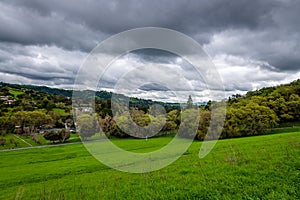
[0,134,81,150]
[0,131,299,199]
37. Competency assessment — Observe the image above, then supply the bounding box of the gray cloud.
[0,43,85,86]
[0,1,103,51]
[0,0,299,71]
[0,0,299,101]
[139,83,169,91]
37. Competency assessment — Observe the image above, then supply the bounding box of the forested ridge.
[222,79,300,138]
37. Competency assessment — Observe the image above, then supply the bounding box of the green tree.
[40,97,55,111]
[14,111,53,135]
[178,108,199,138]
[9,138,19,147]
[0,116,14,135]
[186,95,194,109]
[287,94,300,122]
[43,131,61,143]
[43,129,70,143]
[28,111,53,134]
[59,129,70,143]
[196,109,211,140]
[223,102,278,137]
[111,110,166,138]
[162,110,179,131]
[99,114,125,137]
[0,138,6,146]
[14,111,30,134]
[77,114,99,140]
[167,109,180,126]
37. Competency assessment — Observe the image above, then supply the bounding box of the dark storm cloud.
[223,82,252,92]
[139,83,169,91]
[1,69,72,81]
[0,1,102,51]
[1,0,278,46]
[131,49,178,64]
[1,0,299,72]
[0,42,85,87]
[0,0,299,100]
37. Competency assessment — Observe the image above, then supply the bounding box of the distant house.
[0,96,15,105]
[69,128,77,133]
[40,128,63,134]
[74,104,94,112]
[4,99,15,105]
[0,96,8,101]
[130,106,139,110]
[14,126,30,134]
[81,107,94,112]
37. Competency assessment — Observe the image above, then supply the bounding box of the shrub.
[0,138,6,146]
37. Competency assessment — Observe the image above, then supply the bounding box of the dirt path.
[13,134,33,147]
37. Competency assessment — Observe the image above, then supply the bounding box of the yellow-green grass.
[52,108,68,114]
[0,134,31,150]
[0,132,299,199]
[18,133,81,146]
[8,89,24,98]
[0,133,81,150]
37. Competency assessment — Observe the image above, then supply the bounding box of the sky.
[0,0,299,102]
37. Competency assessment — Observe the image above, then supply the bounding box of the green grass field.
[0,134,31,150]
[0,132,299,199]
[0,134,81,150]
[52,108,68,114]
[8,89,24,98]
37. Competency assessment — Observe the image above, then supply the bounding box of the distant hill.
[0,82,181,108]
[0,82,73,97]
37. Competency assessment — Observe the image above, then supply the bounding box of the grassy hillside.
[0,131,299,199]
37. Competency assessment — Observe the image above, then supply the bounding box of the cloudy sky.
[0,0,299,102]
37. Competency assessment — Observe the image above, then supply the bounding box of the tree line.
[77,80,300,140]
[0,79,299,144]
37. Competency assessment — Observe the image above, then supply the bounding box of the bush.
[9,138,15,144]
[9,137,19,147]
[43,129,70,143]
[43,131,61,143]
[0,138,6,146]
